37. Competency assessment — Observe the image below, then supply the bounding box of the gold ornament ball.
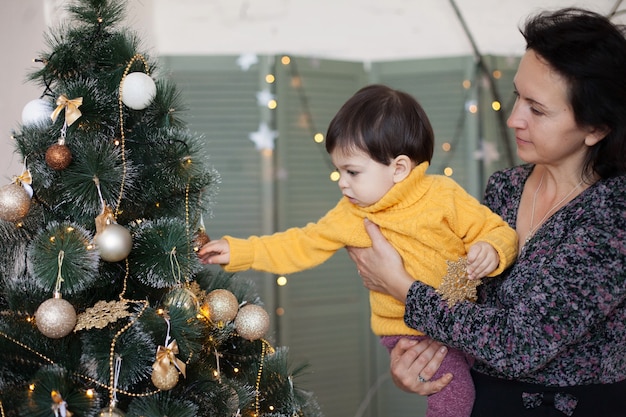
[205,289,239,323]
[0,183,31,223]
[95,223,133,262]
[45,143,73,170]
[35,295,77,338]
[97,407,125,417]
[151,363,179,390]
[234,304,270,341]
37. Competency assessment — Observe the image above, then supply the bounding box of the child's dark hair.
[324,84,434,166]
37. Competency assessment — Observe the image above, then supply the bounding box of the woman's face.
[507,50,595,167]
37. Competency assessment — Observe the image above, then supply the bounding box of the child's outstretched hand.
[466,242,498,280]
[197,239,231,265]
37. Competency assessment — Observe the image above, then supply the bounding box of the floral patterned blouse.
[404,164,626,386]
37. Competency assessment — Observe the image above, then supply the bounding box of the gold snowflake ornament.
[436,257,482,307]
[74,300,131,331]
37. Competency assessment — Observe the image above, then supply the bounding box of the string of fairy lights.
[246,53,515,329]
[254,54,512,184]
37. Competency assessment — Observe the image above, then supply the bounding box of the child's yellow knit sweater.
[223,162,518,336]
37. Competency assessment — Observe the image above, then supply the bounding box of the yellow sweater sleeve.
[222,200,364,274]
[449,181,518,275]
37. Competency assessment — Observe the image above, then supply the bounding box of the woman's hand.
[390,338,452,395]
[346,219,414,302]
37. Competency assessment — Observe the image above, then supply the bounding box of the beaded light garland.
[254,340,267,417]
[116,53,151,217]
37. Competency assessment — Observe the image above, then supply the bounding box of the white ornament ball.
[21,98,53,126]
[234,304,270,341]
[95,223,133,262]
[0,183,31,222]
[35,295,77,338]
[121,72,157,110]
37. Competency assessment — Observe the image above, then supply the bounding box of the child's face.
[330,148,397,207]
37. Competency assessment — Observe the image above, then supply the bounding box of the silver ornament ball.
[95,223,132,262]
[235,304,270,341]
[0,183,31,223]
[164,287,199,313]
[35,295,77,338]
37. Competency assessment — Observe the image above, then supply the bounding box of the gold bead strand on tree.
[254,340,267,417]
[116,53,156,218]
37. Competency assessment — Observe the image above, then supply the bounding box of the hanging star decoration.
[436,257,482,307]
[236,53,259,71]
[256,89,275,107]
[249,122,278,151]
[473,141,500,165]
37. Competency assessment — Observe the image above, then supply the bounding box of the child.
[198,84,518,417]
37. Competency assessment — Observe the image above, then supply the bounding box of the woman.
[348,8,626,416]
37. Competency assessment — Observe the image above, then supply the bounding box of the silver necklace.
[524,172,584,246]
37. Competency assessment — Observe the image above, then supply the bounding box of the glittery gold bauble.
[204,289,239,324]
[234,304,270,341]
[193,229,210,252]
[95,223,133,262]
[0,183,31,222]
[151,363,179,390]
[45,143,73,170]
[97,407,125,417]
[35,293,77,338]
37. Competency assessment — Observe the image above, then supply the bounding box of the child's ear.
[392,155,412,183]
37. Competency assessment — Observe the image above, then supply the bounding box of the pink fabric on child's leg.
[424,346,474,417]
[380,336,475,417]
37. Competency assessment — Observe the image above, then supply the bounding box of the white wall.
[0,0,619,185]
[0,0,153,186]
[1,1,46,183]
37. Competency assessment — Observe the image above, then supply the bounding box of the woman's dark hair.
[324,84,434,166]
[521,8,626,178]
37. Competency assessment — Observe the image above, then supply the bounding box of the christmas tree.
[0,0,321,416]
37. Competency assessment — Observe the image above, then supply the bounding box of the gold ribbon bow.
[153,340,186,378]
[94,205,116,235]
[51,95,83,126]
[13,169,32,186]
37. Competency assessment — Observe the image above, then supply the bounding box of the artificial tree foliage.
[0,1,321,416]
